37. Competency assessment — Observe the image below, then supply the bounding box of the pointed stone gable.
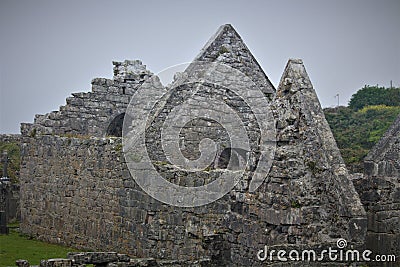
[194,24,275,98]
[364,114,400,177]
[267,59,366,245]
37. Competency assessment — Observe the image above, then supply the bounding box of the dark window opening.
[215,147,248,170]
[106,113,125,137]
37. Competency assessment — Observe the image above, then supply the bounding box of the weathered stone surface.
[16,259,30,267]
[268,59,366,245]
[39,258,72,267]
[117,254,131,262]
[353,114,400,264]
[67,252,119,264]
[20,61,152,138]
[193,24,275,98]
[364,114,400,177]
[18,25,371,266]
[16,255,214,267]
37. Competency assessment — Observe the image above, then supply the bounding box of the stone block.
[128,258,157,267]
[117,254,131,262]
[68,252,118,265]
[39,258,72,267]
[15,260,30,267]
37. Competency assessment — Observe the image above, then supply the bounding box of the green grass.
[324,105,400,172]
[0,225,78,267]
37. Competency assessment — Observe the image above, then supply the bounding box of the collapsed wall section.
[21,60,152,138]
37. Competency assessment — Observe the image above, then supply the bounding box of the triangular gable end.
[270,58,366,245]
[193,24,275,98]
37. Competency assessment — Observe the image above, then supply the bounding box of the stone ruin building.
[15,24,398,266]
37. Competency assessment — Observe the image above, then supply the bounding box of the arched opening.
[106,113,125,137]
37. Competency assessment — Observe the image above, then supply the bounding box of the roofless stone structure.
[19,24,367,266]
[354,114,400,263]
[22,60,152,137]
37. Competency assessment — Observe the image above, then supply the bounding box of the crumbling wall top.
[113,60,153,82]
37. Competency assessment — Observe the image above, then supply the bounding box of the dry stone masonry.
[269,59,366,246]
[353,114,400,264]
[193,25,275,99]
[21,60,152,138]
[18,24,398,266]
[15,252,212,267]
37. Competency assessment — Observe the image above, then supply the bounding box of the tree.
[348,85,400,110]
[324,105,400,172]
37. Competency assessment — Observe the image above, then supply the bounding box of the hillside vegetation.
[324,85,400,172]
[0,141,20,183]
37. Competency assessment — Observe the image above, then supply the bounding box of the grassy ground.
[0,224,78,267]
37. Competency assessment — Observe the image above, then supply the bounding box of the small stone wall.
[0,134,21,144]
[15,252,212,267]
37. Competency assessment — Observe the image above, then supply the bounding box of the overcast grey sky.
[1,0,399,133]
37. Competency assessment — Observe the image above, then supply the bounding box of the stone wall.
[21,60,152,138]
[16,252,212,267]
[19,132,366,266]
[0,134,21,144]
[193,24,275,99]
[19,24,369,266]
[353,114,400,264]
[20,135,126,251]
